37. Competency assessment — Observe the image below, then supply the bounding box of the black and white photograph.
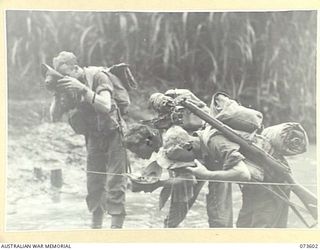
[6,10,318,231]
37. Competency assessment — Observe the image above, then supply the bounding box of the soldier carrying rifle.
[126,90,315,228]
[125,89,211,227]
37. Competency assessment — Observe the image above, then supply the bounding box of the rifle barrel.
[181,100,317,220]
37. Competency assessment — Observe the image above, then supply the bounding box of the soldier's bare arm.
[58,76,112,113]
[187,160,251,182]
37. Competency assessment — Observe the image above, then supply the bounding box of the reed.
[6,11,317,141]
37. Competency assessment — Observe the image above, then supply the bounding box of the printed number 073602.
[300,244,318,248]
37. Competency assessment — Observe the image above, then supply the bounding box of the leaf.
[194,23,203,47]
[11,38,22,66]
[41,12,58,43]
[245,43,253,63]
[21,61,32,78]
[129,13,139,32]
[172,33,180,61]
[208,12,215,24]
[80,25,95,57]
[268,47,280,66]
[246,19,256,44]
[87,39,99,65]
[119,14,128,38]
[27,17,32,36]
[201,44,218,75]
[220,12,228,23]
[95,13,105,34]
[182,12,188,38]
[151,14,163,46]
[163,22,174,70]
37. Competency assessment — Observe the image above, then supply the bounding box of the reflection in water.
[49,186,61,203]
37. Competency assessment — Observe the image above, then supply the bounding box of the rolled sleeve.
[207,134,245,170]
[93,71,114,95]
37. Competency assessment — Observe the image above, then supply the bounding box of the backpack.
[68,64,137,135]
[210,93,263,133]
[105,63,138,115]
[85,64,137,116]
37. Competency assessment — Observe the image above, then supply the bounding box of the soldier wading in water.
[46,51,132,229]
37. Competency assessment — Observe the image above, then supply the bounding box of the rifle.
[141,92,185,130]
[179,99,318,221]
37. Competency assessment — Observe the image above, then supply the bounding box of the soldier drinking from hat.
[160,125,251,227]
[49,51,128,229]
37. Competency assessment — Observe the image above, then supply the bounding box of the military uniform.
[236,153,290,228]
[197,127,245,227]
[236,183,290,228]
[79,68,127,227]
[198,126,290,228]
[49,52,129,229]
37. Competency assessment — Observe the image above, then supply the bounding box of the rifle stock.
[180,100,317,220]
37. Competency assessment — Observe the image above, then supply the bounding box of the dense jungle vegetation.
[6,11,317,141]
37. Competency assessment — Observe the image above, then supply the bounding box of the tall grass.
[6,11,317,141]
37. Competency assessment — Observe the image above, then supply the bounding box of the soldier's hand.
[57,76,87,93]
[174,94,188,104]
[185,159,209,179]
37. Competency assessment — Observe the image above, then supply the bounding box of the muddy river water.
[6,122,318,230]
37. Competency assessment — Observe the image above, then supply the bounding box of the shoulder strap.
[83,66,104,90]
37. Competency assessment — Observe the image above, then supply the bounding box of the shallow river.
[6,144,317,231]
